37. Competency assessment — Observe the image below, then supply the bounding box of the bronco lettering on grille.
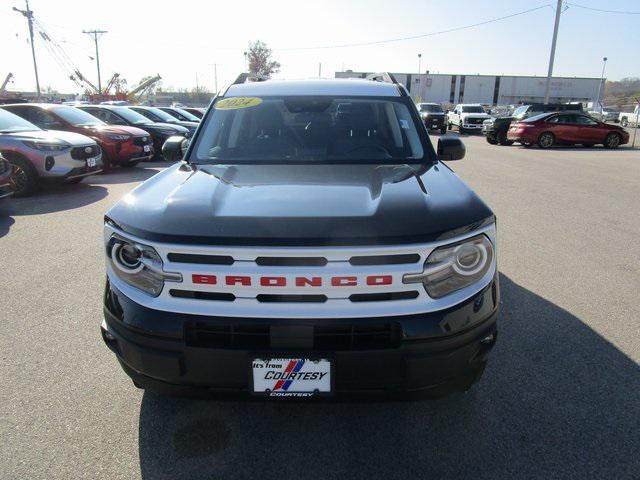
[191,274,392,287]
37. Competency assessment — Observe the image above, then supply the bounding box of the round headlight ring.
[452,242,487,276]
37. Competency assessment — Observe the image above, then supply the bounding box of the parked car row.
[0,102,206,197]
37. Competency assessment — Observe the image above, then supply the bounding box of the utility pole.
[318,62,322,78]
[418,53,422,74]
[13,0,40,99]
[594,56,607,109]
[83,29,108,92]
[209,63,218,93]
[543,0,562,104]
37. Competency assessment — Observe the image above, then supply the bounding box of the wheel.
[604,132,621,149]
[440,127,447,135]
[121,160,140,168]
[448,122,453,130]
[5,154,39,197]
[537,132,555,149]
[459,126,466,134]
[486,135,498,145]
[497,131,514,146]
[620,118,628,127]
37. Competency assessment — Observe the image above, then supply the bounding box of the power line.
[565,2,640,14]
[276,4,552,51]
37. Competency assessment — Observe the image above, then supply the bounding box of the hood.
[145,122,188,133]
[460,112,491,119]
[421,112,445,117]
[170,120,198,130]
[108,163,494,246]
[82,125,150,136]
[0,129,97,146]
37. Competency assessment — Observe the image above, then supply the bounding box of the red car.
[507,111,629,149]
[2,104,154,168]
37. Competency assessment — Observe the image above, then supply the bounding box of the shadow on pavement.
[137,274,640,480]
[0,212,15,238]
[87,164,167,185]
[1,183,108,216]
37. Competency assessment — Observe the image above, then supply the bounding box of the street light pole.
[13,0,40,99]
[418,53,422,74]
[544,0,563,104]
[83,29,108,93]
[594,56,607,110]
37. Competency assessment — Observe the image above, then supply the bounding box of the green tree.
[247,41,281,79]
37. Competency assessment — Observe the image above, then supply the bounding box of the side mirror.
[162,136,188,162]
[437,137,465,161]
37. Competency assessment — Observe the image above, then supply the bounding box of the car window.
[574,115,598,125]
[192,96,428,164]
[17,107,65,129]
[132,108,162,122]
[51,106,104,126]
[512,106,528,118]
[461,106,484,113]
[419,104,443,113]
[161,108,186,121]
[545,115,560,123]
[555,114,577,124]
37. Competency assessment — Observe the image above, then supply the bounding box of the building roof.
[226,79,401,97]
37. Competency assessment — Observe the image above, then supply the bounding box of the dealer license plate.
[143,145,151,152]
[252,358,331,397]
[87,157,97,168]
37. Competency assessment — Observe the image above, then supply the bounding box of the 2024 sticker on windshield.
[215,97,263,110]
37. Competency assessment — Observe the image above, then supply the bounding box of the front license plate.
[143,145,151,152]
[252,358,331,397]
[86,157,97,168]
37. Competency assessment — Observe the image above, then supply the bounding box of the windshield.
[512,106,529,118]
[461,105,485,113]
[522,112,552,123]
[139,107,177,122]
[0,108,41,133]
[113,107,150,125]
[53,106,105,126]
[419,104,443,113]
[172,108,200,122]
[192,96,428,164]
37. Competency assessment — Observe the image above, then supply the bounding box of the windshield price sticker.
[216,97,263,110]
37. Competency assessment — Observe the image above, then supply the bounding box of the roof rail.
[365,72,399,84]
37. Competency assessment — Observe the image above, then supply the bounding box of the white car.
[447,104,492,134]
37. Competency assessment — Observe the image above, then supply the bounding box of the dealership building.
[335,71,604,106]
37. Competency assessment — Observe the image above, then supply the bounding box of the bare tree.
[247,41,281,79]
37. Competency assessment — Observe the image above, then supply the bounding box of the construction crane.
[102,73,120,94]
[127,75,161,102]
[1,73,14,93]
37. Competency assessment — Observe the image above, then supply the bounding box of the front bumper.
[102,274,500,395]
[422,116,446,130]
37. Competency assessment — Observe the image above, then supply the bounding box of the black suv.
[101,74,499,398]
[417,102,447,134]
[484,103,584,145]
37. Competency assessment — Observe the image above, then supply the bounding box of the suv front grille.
[70,145,100,159]
[184,322,401,350]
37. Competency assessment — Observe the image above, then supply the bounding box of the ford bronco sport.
[101,73,499,398]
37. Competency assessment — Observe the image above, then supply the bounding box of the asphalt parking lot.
[1,135,639,480]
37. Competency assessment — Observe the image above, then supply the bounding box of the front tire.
[537,132,555,149]
[604,132,622,149]
[497,131,514,146]
[621,118,628,127]
[486,135,498,145]
[6,154,39,197]
[440,126,447,135]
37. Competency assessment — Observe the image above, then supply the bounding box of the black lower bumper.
[423,117,446,131]
[102,276,499,396]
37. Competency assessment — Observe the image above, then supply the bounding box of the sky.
[1,0,639,94]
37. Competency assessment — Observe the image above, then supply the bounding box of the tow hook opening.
[101,326,120,355]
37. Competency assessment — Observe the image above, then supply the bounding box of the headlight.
[22,140,70,151]
[403,234,494,298]
[106,234,181,296]
[106,134,130,141]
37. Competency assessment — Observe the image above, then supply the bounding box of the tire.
[5,154,39,197]
[604,132,621,149]
[440,127,447,135]
[121,160,140,168]
[459,126,466,135]
[537,132,555,149]
[620,118,628,127]
[486,135,498,145]
[497,131,514,146]
[448,122,453,131]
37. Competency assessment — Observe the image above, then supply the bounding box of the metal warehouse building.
[335,71,604,105]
